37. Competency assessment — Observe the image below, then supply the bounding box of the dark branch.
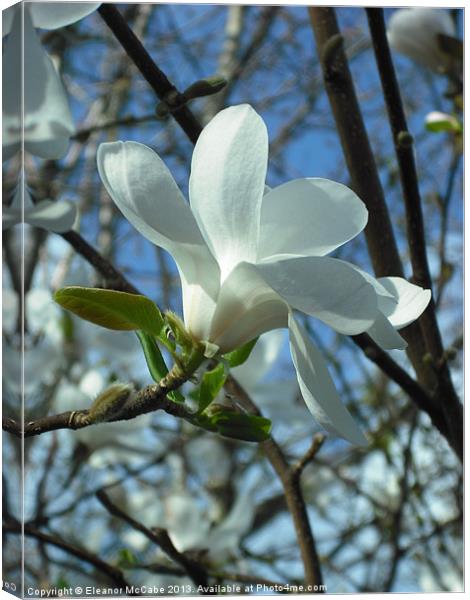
[4,519,133,591]
[365,8,462,460]
[224,375,324,590]
[308,6,462,461]
[96,490,210,589]
[3,376,191,438]
[98,3,203,144]
[61,231,139,294]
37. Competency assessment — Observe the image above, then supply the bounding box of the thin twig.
[60,230,139,294]
[3,376,191,438]
[308,7,462,461]
[365,8,462,460]
[224,375,324,590]
[3,519,133,590]
[98,3,202,143]
[291,434,326,481]
[96,490,210,589]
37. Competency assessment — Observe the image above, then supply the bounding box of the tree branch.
[3,519,133,591]
[3,374,192,438]
[308,6,462,461]
[365,7,462,460]
[96,490,210,590]
[60,230,139,294]
[224,375,324,590]
[98,3,202,144]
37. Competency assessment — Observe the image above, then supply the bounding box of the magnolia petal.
[208,262,288,353]
[288,313,367,446]
[25,200,77,233]
[367,312,407,350]
[97,141,220,322]
[257,256,378,335]
[29,3,101,30]
[258,178,368,261]
[189,105,268,279]
[3,8,75,160]
[376,277,431,329]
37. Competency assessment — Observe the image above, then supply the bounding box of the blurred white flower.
[2,3,99,160]
[387,8,456,72]
[2,287,65,395]
[3,173,77,232]
[185,437,232,487]
[97,104,430,446]
[126,484,254,562]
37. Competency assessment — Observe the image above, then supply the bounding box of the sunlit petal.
[257,256,378,335]
[208,262,288,352]
[97,141,220,323]
[289,313,367,446]
[367,312,407,350]
[258,178,368,260]
[377,277,431,329]
[190,105,268,279]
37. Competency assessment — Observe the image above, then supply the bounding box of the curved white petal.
[289,313,367,446]
[208,262,288,353]
[258,178,368,261]
[189,105,268,280]
[25,200,77,233]
[367,312,407,350]
[29,3,101,30]
[256,257,378,335]
[97,141,220,329]
[3,8,75,160]
[376,277,431,329]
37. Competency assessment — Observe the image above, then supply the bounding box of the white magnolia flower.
[97,104,430,446]
[2,3,99,160]
[2,173,76,232]
[387,8,456,72]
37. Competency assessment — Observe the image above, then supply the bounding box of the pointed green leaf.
[54,287,164,337]
[223,337,258,368]
[210,410,272,442]
[197,363,227,412]
[136,331,184,403]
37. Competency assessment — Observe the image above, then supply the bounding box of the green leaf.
[54,287,164,337]
[55,577,70,590]
[197,363,227,412]
[117,548,137,568]
[210,410,272,442]
[136,331,184,403]
[223,337,258,368]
